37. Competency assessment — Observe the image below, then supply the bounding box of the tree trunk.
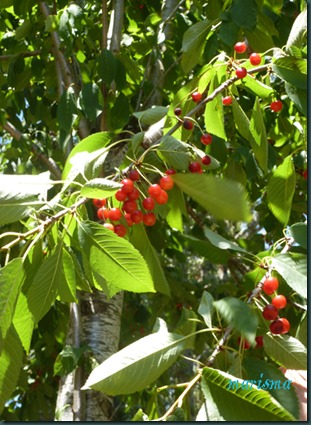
[55,291,123,421]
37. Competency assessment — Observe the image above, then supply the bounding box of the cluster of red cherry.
[238,276,289,351]
[174,41,283,144]
[261,276,290,334]
[92,169,176,236]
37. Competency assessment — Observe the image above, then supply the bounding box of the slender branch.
[100,0,109,131]
[107,0,124,53]
[38,1,90,139]
[39,2,74,90]
[2,121,22,141]
[0,50,41,61]
[154,372,202,421]
[72,300,85,421]
[206,236,295,367]
[0,197,87,253]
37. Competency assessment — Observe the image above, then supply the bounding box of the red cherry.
[238,337,251,350]
[270,318,290,335]
[93,198,107,208]
[191,91,202,102]
[115,189,127,202]
[114,224,127,237]
[189,161,202,173]
[122,200,138,213]
[108,207,122,221]
[121,178,134,193]
[127,187,140,200]
[155,189,168,205]
[131,209,144,224]
[200,133,213,145]
[270,100,283,112]
[249,52,261,66]
[124,213,134,226]
[255,335,264,348]
[128,169,140,181]
[303,169,307,180]
[165,168,176,175]
[262,304,279,321]
[174,107,182,116]
[148,184,162,198]
[235,67,247,79]
[234,42,247,54]
[97,207,109,221]
[272,295,287,309]
[279,318,290,334]
[143,212,156,226]
[103,222,114,231]
[262,276,279,295]
[159,175,174,190]
[222,95,232,106]
[201,155,211,166]
[142,197,155,210]
[183,119,194,130]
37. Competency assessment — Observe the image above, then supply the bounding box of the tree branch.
[107,0,124,53]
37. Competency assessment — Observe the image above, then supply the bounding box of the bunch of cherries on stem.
[92,169,176,237]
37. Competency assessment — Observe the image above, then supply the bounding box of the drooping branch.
[206,236,294,367]
[38,1,90,139]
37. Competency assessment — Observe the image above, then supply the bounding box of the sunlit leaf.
[82,326,188,395]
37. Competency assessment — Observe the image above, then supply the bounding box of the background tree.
[0,0,307,421]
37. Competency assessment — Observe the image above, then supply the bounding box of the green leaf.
[82,326,187,395]
[231,0,257,30]
[285,82,307,116]
[54,345,83,376]
[62,132,113,182]
[0,258,24,347]
[263,333,307,370]
[81,178,122,199]
[271,253,307,299]
[286,9,307,50]
[130,224,170,296]
[249,97,268,173]
[242,75,273,98]
[26,243,63,323]
[232,98,266,172]
[78,220,155,295]
[12,292,34,354]
[181,20,218,73]
[0,325,24,415]
[288,222,307,249]
[213,297,258,344]
[172,173,251,222]
[272,56,307,90]
[204,227,248,253]
[57,86,77,133]
[242,358,300,420]
[133,107,168,126]
[267,156,296,225]
[201,367,296,421]
[181,234,230,264]
[111,92,130,130]
[58,247,77,303]
[157,136,190,170]
[98,48,117,85]
[198,291,214,328]
[79,83,102,122]
[204,93,226,140]
[166,186,186,232]
[0,172,53,225]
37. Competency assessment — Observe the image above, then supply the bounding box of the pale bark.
[55,291,124,421]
